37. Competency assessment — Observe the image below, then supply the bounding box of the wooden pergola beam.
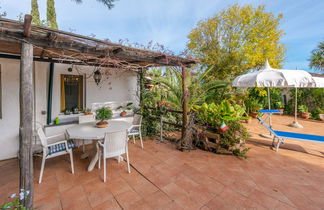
[112,47,123,54]
[0,18,197,67]
[0,32,141,64]
[19,14,34,209]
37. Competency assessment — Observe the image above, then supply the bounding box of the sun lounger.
[257,116,324,151]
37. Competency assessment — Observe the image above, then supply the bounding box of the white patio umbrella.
[289,76,324,128]
[312,77,324,87]
[232,60,315,130]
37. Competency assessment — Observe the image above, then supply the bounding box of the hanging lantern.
[93,69,102,85]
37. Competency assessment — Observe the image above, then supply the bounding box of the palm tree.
[149,66,228,111]
[309,41,324,72]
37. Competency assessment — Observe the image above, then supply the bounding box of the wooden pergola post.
[19,14,34,209]
[181,65,188,139]
[139,69,145,112]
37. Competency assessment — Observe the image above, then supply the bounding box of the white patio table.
[66,120,131,171]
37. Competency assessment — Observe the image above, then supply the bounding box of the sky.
[1,0,323,72]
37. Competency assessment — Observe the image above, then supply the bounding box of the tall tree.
[46,0,58,29]
[187,4,285,80]
[44,0,116,29]
[309,41,324,72]
[31,0,41,25]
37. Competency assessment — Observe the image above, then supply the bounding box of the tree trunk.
[19,41,34,209]
[139,70,144,112]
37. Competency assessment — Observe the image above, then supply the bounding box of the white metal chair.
[98,130,130,182]
[78,115,96,152]
[128,114,143,149]
[37,128,75,184]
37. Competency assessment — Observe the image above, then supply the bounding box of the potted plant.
[157,101,164,107]
[311,107,324,121]
[83,108,93,115]
[117,102,133,117]
[95,107,113,128]
[275,101,284,115]
[298,105,310,119]
[246,99,262,118]
[319,113,324,121]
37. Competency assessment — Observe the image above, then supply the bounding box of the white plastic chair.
[98,130,130,182]
[128,114,143,149]
[79,115,96,152]
[37,128,75,184]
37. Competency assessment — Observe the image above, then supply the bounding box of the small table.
[66,120,131,171]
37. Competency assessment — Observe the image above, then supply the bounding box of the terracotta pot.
[96,121,108,128]
[277,109,284,115]
[158,101,164,107]
[301,112,310,119]
[319,114,324,121]
[84,113,93,115]
[249,112,258,119]
[120,111,127,117]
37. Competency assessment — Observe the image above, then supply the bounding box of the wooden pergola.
[0,15,196,208]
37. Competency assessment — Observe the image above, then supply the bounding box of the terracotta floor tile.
[60,185,90,210]
[144,190,172,209]
[144,168,173,188]
[1,115,324,210]
[162,182,188,200]
[114,188,142,209]
[199,206,210,210]
[186,185,215,206]
[248,189,280,209]
[132,180,159,197]
[205,195,231,209]
[34,194,62,210]
[162,200,185,210]
[84,186,114,208]
[217,188,248,209]
[274,201,298,210]
[242,198,267,210]
[106,177,132,196]
[93,198,122,210]
[125,199,153,210]
[173,194,203,210]
[62,199,92,210]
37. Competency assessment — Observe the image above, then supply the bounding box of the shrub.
[193,100,250,157]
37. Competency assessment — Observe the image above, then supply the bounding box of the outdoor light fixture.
[93,69,102,85]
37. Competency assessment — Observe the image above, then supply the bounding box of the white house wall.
[51,64,138,120]
[0,59,139,160]
[0,58,20,160]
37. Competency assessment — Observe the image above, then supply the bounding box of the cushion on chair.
[129,127,140,134]
[47,140,76,156]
